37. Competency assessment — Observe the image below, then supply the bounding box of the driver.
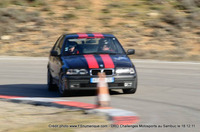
[99,39,112,51]
[102,44,110,51]
[67,42,79,55]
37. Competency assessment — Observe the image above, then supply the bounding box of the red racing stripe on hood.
[77,33,88,38]
[100,54,114,68]
[84,55,99,68]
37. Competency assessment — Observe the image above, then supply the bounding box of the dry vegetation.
[0,101,108,132]
[0,0,200,61]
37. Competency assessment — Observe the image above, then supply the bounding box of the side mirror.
[50,50,59,56]
[127,49,135,55]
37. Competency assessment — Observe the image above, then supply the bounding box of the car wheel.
[47,69,57,91]
[59,73,71,97]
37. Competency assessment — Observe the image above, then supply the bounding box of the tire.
[47,69,57,91]
[59,73,71,97]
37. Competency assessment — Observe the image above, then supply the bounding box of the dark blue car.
[47,33,137,96]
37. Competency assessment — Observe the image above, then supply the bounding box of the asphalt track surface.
[0,56,200,132]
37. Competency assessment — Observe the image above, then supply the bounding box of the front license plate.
[90,77,114,83]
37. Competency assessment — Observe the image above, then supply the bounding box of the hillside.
[0,0,200,61]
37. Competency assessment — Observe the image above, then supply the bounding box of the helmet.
[102,39,109,45]
[99,39,111,51]
[68,41,77,48]
[99,39,110,47]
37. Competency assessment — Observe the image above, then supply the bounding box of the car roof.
[63,33,115,38]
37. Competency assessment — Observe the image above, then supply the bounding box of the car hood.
[62,54,133,69]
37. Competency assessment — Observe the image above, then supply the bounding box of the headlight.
[116,68,135,74]
[66,69,88,75]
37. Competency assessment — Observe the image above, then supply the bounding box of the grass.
[0,0,200,61]
[0,0,46,7]
[63,14,77,20]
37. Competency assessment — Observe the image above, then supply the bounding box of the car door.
[49,36,63,79]
[53,36,65,79]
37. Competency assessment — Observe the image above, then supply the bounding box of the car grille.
[90,69,114,76]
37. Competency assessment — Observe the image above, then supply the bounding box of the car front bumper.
[63,74,137,90]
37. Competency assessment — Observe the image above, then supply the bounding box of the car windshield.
[63,37,125,55]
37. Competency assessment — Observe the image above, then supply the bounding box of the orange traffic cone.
[96,72,111,108]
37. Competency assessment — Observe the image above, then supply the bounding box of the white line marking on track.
[132,59,200,65]
[0,56,48,61]
[13,97,67,102]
